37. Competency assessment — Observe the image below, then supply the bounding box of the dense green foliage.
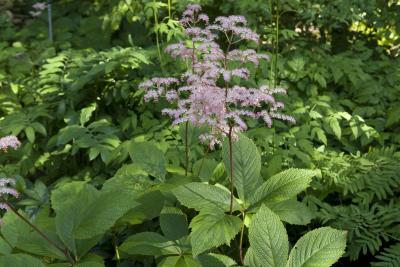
[0,0,399,266]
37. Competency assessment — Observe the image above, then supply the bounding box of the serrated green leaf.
[244,247,263,267]
[287,227,347,267]
[172,182,239,212]
[197,253,237,267]
[128,141,166,182]
[250,169,320,207]
[249,206,288,267]
[51,182,138,255]
[119,232,178,256]
[269,200,315,225]
[222,134,262,203]
[190,211,241,256]
[0,254,45,267]
[160,206,188,240]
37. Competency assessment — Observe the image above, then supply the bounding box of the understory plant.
[129,4,347,267]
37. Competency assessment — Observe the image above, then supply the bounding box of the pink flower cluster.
[0,136,21,151]
[30,2,47,18]
[0,178,18,225]
[139,5,295,148]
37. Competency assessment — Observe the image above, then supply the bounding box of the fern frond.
[371,243,400,267]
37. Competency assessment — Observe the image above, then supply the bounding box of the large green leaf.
[250,169,320,207]
[244,247,261,267]
[287,227,347,267]
[0,254,45,267]
[222,134,262,203]
[119,232,179,256]
[1,209,65,260]
[249,206,289,267]
[172,182,239,212]
[57,125,87,145]
[0,237,11,256]
[128,141,166,182]
[197,253,237,267]
[269,200,315,225]
[51,182,138,255]
[160,206,188,240]
[158,255,202,267]
[190,211,241,256]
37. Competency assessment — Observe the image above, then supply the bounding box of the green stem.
[185,121,189,176]
[167,0,171,18]
[239,211,246,265]
[153,3,163,68]
[3,199,75,265]
[274,0,280,88]
[228,126,234,214]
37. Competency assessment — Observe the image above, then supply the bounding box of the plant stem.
[274,0,280,88]
[185,121,189,176]
[228,126,234,214]
[2,199,75,265]
[167,0,171,18]
[47,0,53,42]
[153,2,163,68]
[239,211,246,265]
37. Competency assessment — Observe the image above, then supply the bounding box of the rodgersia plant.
[133,5,346,267]
[139,4,295,212]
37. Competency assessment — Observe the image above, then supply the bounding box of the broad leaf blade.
[172,182,239,212]
[128,141,166,182]
[119,232,178,256]
[269,200,315,225]
[197,253,237,267]
[0,254,45,267]
[287,227,347,267]
[251,169,320,207]
[190,211,241,256]
[160,206,188,240]
[249,206,288,267]
[51,181,138,255]
[222,134,262,203]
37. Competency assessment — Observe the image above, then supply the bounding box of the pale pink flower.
[0,136,21,151]
[138,4,294,148]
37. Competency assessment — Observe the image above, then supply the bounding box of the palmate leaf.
[249,206,289,267]
[190,211,242,256]
[172,182,240,212]
[250,169,320,207]
[287,227,347,267]
[222,134,263,204]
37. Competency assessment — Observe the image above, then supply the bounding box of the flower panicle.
[138,4,294,148]
[0,136,21,151]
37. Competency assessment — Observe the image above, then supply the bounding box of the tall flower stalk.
[139,3,294,219]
